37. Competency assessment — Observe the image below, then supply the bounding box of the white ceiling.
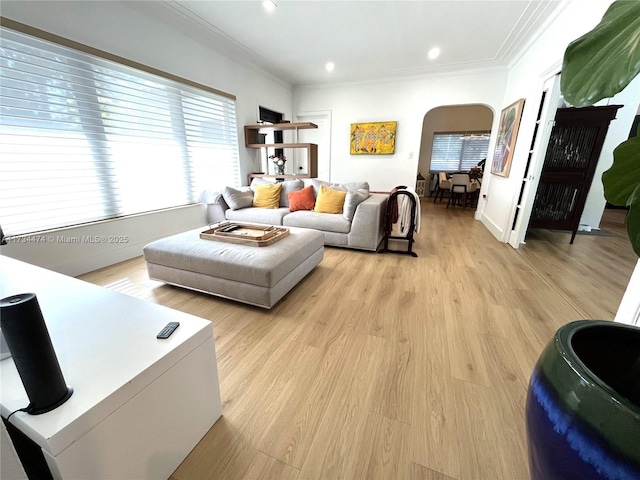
[139,0,564,86]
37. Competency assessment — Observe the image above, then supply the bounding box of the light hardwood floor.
[79,200,636,480]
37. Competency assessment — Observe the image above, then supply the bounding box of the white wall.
[480,0,640,240]
[294,69,507,191]
[1,1,294,275]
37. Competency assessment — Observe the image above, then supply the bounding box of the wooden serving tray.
[200,222,289,247]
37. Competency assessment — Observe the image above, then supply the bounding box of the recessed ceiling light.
[262,0,277,12]
[428,47,441,60]
[325,62,335,73]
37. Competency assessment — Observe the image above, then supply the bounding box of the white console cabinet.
[0,256,222,479]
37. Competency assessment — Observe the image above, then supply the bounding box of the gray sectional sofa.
[204,178,388,252]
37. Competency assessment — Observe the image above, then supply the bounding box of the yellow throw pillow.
[314,185,347,214]
[253,183,282,209]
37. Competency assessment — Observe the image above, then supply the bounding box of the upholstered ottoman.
[143,226,324,309]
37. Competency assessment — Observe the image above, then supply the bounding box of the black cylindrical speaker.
[0,293,73,415]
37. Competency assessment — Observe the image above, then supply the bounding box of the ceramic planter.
[526,320,640,479]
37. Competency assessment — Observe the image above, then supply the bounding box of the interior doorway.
[295,110,332,181]
[508,73,561,248]
[419,104,494,197]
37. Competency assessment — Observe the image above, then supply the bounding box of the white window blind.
[430,133,490,172]
[0,27,240,236]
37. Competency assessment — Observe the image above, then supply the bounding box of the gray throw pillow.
[343,189,370,221]
[222,186,253,210]
[278,179,303,207]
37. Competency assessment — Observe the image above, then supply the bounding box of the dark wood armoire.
[528,105,621,243]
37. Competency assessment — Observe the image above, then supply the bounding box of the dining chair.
[434,172,452,203]
[446,173,478,208]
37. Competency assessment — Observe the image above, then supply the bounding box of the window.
[0,26,240,236]
[430,132,490,172]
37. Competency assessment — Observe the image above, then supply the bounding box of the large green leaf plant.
[560,0,640,256]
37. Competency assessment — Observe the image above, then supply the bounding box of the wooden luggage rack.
[378,186,418,257]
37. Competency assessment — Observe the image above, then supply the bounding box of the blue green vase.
[526,320,640,480]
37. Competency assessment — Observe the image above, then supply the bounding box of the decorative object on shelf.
[269,154,286,175]
[491,99,525,177]
[526,320,640,480]
[350,121,397,154]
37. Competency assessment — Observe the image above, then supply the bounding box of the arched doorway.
[418,104,494,201]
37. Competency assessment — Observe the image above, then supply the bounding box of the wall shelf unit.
[245,122,318,181]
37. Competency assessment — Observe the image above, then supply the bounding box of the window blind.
[0,27,240,236]
[430,133,490,172]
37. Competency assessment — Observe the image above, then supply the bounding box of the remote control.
[157,322,180,339]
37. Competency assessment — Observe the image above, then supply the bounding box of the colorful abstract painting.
[491,99,525,177]
[350,121,397,154]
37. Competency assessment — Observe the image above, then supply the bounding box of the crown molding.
[131,1,294,89]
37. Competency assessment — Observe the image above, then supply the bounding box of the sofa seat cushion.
[283,211,351,234]
[225,207,290,225]
[143,226,324,288]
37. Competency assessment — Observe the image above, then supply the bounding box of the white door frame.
[294,110,332,181]
[508,73,561,248]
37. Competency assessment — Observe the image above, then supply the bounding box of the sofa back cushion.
[278,179,304,207]
[288,185,316,212]
[222,186,254,210]
[330,181,370,193]
[253,183,282,209]
[314,185,347,214]
[304,178,330,197]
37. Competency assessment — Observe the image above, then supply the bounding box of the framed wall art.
[491,99,525,177]
[350,121,397,154]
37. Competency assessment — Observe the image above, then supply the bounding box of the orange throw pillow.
[288,185,316,212]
